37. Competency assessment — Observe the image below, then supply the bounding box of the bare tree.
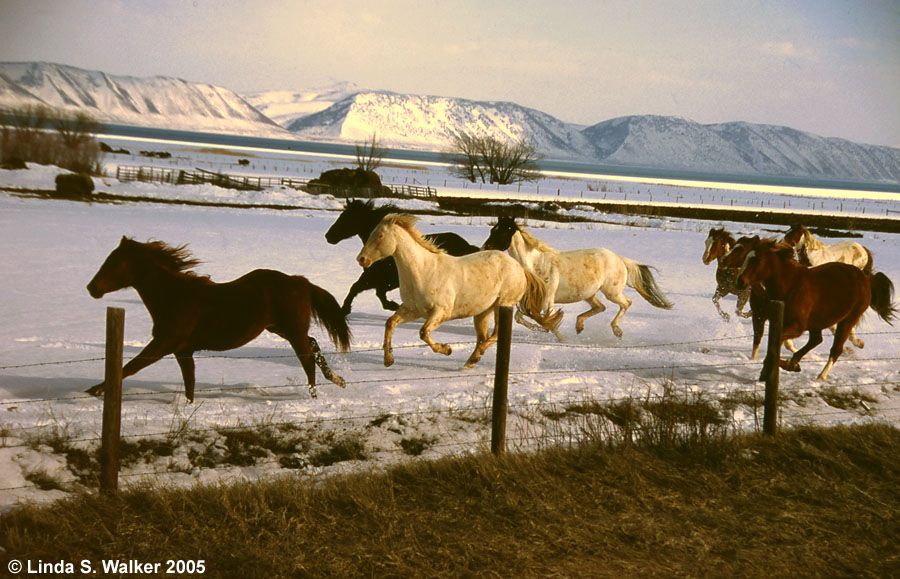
[355,132,387,172]
[52,111,103,174]
[446,134,543,185]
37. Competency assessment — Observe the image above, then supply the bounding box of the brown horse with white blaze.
[86,237,352,401]
[736,238,895,381]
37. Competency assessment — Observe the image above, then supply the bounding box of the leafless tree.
[446,134,543,185]
[355,132,387,172]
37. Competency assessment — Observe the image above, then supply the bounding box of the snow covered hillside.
[285,91,594,160]
[0,62,285,136]
[582,116,900,182]
[243,82,362,127]
[2,61,898,184]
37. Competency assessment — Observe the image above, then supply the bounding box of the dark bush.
[55,173,95,199]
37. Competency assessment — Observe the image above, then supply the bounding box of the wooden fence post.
[763,300,783,436]
[491,306,513,455]
[100,307,125,495]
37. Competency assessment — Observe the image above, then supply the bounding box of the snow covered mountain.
[1,62,897,183]
[243,82,362,127]
[582,115,900,182]
[286,91,594,160]
[0,62,285,136]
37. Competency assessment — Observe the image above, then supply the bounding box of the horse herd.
[85,200,896,402]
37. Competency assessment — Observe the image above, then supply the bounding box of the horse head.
[481,216,519,251]
[87,236,140,298]
[356,214,401,268]
[782,224,808,247]
[735,239,794,292]
[702,228,735,265]
[720,235,760,270]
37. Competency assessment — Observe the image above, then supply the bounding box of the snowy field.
[1,143,899,511]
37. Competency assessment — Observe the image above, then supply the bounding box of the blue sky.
[2,0,898,147]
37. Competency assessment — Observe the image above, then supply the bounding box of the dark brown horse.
[702,227,751,321]
[736,238,896,381]
[86,237,352,401]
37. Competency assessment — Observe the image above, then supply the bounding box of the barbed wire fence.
[1,306,899,495]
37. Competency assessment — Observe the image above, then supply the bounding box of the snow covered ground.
[1,143,898,512]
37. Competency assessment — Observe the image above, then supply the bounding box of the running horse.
[782,224,873,272]
[720,235,797,359]
[702,227,751,321]
[736,238,895,381]
[356,214,558,368]
[482,216,673,340]
[325,199,480,314]
[86,237,352,401]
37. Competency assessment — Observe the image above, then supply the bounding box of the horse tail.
[862,246,874,275]
[520,269,564,332]
[308,282,353,352]
[867,271,897,325]
[622,258,674,310]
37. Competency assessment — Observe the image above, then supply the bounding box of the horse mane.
[757,237,797,261]
[385,214,445,254]
[349,199,400,220]
[711,227,736,246]
[128,238,205,277]
[517,226,559,254]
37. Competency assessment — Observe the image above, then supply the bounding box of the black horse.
[325,199,480,313]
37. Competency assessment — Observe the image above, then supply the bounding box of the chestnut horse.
[736,238,895,381]
[702,227,751,321]
[325,199,479,314]
[86,237,351,401]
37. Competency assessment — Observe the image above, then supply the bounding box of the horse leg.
[283,333,319,398]
[575,295,606,335]
[750,310,766,360]
[818,322,855,382]
[465,309,498,368]
[712,287,730,321]
[309,337,346,388]
[383,305,419,367]
[419,308,452,356]
[783,329,823,373]
[735,289,752,319]
[847,327,864,350]
[86,338,173,397]
[174,350,196,403]
[605,292,632,339]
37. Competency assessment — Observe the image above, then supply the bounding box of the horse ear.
[120,235,128,245]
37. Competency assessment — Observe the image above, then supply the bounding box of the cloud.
[760,41,818,62]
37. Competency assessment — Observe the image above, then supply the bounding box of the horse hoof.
[86,385,103,397]
[612,328,623,339]
[333,376,346,389]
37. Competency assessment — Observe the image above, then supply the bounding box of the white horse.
[356,214,560,368]
[783,225,873,272]
[482,217,673,340]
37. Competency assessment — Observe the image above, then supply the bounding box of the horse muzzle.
[87,281,105,299]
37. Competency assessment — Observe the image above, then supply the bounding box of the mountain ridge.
[1,62,898,183]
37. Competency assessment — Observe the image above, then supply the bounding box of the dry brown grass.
[3,424,900,578]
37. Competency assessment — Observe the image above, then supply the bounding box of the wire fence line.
[2,329,899,409]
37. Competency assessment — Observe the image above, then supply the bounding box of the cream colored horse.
[356,214,559,368]
[482,217,673,340]
[783,225,872,272]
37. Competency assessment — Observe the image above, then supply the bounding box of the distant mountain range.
[2,62,899,184]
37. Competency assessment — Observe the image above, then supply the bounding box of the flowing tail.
[519,269,564,333]
[622,258,674,310]
[862,247,874,275]
[869,271,897,325]
[309,282,353,352]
